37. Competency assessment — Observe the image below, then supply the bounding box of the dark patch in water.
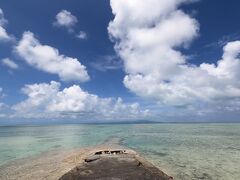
[152,152,168,157]
[145,150,168,157]
[53,145,62,148]
[176,164,186,168]
[227,146,240,151]
[193,172,213,180]
[37,137,62,143]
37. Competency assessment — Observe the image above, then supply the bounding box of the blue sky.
[0,0,240,124]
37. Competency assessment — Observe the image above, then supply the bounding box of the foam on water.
[0,123,239,179]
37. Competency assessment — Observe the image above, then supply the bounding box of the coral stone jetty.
[59,148,173,180]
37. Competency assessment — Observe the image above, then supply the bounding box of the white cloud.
[0,103,4,109]
[108,0,240,111]
[0,9,7,25]
[0,102,7,111]
[15,31,89,82]
[0,26,11,41]
[0,8,13,41]
[0,88,6,110]
[204,32,240,49]
[12,81,149,120]
[1,58,19,69]
[0,87,3,97]
[90,55,122,72]
[53,10,78,32]
[76,31,87,40]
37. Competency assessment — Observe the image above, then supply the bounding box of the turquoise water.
[0,123,240,179]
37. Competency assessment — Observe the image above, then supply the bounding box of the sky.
[0,0,240,124]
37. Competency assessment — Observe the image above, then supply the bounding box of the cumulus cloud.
[53,10,78,32]
[0,8,13,41]
[1,58,19,69]
[12,81,148,120]
[76,31,87,40]
[108,0,240,112]
[15,31,89,82]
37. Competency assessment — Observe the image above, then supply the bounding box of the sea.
[0,123,239,180]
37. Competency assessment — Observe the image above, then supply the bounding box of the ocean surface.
[0,123,239,180]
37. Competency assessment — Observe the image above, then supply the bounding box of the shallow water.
[0,123,239,179]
